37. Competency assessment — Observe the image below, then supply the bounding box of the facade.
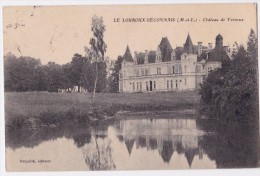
[119,34,230,93]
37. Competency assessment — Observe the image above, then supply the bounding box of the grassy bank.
[5,91,200,131]
[5,91,199,117]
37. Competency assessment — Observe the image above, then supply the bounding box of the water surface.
[6,113,259,171]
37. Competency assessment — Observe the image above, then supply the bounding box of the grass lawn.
[5,91,200,119]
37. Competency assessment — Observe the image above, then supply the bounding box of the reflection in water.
[198,118,259,168]
[5,114,259,170]
[83,136,116,170]
[113,119,205,168]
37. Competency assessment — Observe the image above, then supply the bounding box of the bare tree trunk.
[92,62,99,102]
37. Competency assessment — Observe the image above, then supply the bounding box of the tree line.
[4,15,122,94]
[4,53,107,93]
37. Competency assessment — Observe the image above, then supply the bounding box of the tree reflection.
[73,133,91,148]
[84,136,116,170]
[198,116,258,168]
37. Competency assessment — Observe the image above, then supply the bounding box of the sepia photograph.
[2,2,259,172]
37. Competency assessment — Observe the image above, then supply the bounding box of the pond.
[5,112,259,171]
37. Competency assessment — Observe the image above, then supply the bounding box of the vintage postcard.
[2,3,259,172]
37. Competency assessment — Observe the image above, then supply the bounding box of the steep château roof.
[206,47,229,62]
[159,37,173,62]
[122,33,229,64]
[216,34,223,40]
[123,45,134,62]
[183,34,195,54]
[135,50,156,64]
[136,52,146,64]
[148,51,156,63]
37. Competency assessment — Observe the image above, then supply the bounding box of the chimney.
[144,50,149,64]
[198,42,202,56]
[134,51,138,64]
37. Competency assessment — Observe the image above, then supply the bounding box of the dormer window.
[157,55,161,62]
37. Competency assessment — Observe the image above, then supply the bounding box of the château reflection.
[6,114,258,170]
[114,119,205,167]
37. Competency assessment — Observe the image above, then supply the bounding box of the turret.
[215,34,223,47]
[183,33,195,54]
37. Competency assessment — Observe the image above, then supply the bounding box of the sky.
[3,4,257,65]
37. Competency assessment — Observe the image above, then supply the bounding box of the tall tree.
[70,53,87,92]
[87,15,107,101]
[61,63,74,90]
[45,62,67,92]
[109,56,123,92]
[247,29,258,60]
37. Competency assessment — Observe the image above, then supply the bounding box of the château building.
[119,34,230,93]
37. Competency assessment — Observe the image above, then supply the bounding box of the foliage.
[86,15,107,100]
[84,138,116,170]
[4,52,107,93]
[45,62,69,92]
[247,29,258,60]
[198,118,258,168]
[199,29,258,120]
[108,56,123,92]
[4,54,41,92]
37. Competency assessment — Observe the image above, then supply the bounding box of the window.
[185,79,187,86]
[133,82,135,90]
[137,82,139,90]
[176,80,178,88]
[171,80,173,89]
[146,81,149,91]
[154,81,156,89]
[157,67,161,75]
[140,82,142,90]
[172,66,175,74]
[167,80,169,89]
